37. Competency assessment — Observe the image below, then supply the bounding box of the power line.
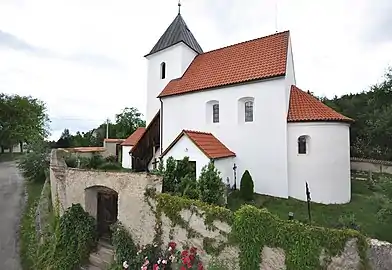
[49,117,109,122]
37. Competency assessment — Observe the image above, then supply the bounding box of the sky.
[0,0,391,141]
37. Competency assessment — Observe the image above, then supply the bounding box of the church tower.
[145,2,203,125]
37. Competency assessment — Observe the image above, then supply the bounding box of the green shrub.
[163,157,177,193]
[98,161,122,171]
[111,222,138,269]
[336,213,360,230]
[240,170,254,201]
[17,140,49,183]
[176,174,199,200]
[175,156,196,181]
[105,155,118,163]
[64,154,78,168]
[88,153,105,168]
[198,161,225,205]
[37,203,97,270]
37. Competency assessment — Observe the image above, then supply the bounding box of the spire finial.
[178,0,181,14]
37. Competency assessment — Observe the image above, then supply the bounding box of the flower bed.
[123,241,204,270]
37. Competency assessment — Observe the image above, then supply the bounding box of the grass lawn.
[228,174,392,243]
[20,180,45,270]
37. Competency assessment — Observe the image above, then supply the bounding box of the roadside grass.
[20,180,44,270]
[228,174,392,243]
[0,153,24,162]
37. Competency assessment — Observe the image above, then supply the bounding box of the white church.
[122,7,354,205]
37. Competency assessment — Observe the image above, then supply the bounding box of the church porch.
[160,130,236,182]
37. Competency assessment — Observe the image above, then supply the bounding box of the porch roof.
[161,130,236,160]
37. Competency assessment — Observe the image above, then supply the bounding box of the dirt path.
[0,161,24,270]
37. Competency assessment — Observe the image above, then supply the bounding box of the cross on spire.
[178,0,181,14]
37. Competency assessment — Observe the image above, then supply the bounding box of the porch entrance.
[97,190,118,241]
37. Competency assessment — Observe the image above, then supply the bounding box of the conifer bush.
[198,161,225,205]
[240,170,254,201]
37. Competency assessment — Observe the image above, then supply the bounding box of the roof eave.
[210,154,236,160]
[158,73,286,98]
[287,119,354,124]
[145,41,202,58]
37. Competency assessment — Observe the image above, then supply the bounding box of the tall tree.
[0,94,49,152]
[114,107,146,139]
[56,129,72,148]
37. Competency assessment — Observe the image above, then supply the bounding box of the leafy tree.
[114,107,146,139]
[198,161,225,205]
[55,106,146,148]
[0,93,49,151]
[56,129,72,148]
[240,170,254,201]
[17,140,50,183]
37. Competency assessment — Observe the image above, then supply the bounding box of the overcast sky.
[0,0,391,140]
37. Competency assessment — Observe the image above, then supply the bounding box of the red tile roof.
[67,147,106,153]
[288,85,353,123]
[162,130,235,159]
[158,31,289,98]
[121,127,146,146]
[104,138,125,143]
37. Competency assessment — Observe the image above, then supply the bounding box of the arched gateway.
[85,185,118,241]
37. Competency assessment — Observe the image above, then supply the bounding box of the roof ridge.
[201,30,290,56]
[183,129,212,135]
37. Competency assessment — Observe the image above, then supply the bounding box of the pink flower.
[153,264,159,270]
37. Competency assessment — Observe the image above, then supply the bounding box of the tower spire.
[178,0,181,14]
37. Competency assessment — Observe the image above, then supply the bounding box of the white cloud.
[0,0,391,140]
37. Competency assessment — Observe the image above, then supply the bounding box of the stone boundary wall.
[35,177,51,242]
[49,150,392,269]
[351,157,392,174]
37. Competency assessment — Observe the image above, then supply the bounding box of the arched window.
[160,62,166,79]
[245,101,253,122]
[298,135,309,154]
[213,104,219,123]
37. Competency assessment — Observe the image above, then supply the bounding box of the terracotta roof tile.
[158,31,289,97]
[162,130,235,159]
[121,127,146,146]
[288,85,353,123]
[104,138,125,143]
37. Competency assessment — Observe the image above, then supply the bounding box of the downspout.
[160,98,163,156]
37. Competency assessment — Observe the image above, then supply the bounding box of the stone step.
[80,265,102,270]
[88,243,114,269]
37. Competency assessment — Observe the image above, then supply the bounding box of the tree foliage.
[0,93,49,151]
[17,140,50,183]
[51,106,145,148]
[320,67,392,160]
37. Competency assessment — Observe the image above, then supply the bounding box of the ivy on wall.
[145,188,233,255]
[232,205,369,270]
[145,188,369,270]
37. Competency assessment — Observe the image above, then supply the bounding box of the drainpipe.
[160,98,163,155]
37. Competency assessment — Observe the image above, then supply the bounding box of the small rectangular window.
[245,101,253,122]
[298,136,307,154]
[213,104,219,123]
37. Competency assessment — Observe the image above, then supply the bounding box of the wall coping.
[351,157,392,166]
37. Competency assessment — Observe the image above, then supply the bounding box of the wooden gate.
[97,191,118,241]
